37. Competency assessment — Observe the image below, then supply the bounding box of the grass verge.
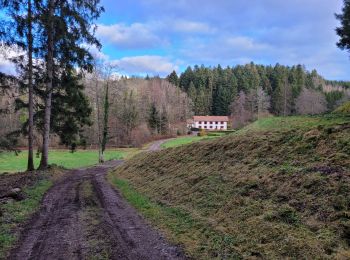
[0,179,53,258]
[161,135,223,149]
[108,175,242,259]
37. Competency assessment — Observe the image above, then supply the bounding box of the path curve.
[10,140,184,260]
[147,138,174,151]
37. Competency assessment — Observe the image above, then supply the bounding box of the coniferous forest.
[167,63,350,119]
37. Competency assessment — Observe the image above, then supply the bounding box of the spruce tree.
[166,70,179,86]
[0,0,36,171]
[36,0,104,169]
[148,103,160,134]
[336,1,350,56]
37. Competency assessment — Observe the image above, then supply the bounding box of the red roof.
[193,116,229,122]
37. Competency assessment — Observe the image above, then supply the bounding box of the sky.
[0,0,349,80]
[93,0,349,80]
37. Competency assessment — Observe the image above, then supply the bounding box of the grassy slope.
[161,135,223,149]
[111,115,350,259]
[0,149,136,173]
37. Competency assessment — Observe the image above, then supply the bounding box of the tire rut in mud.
[10,161,184,260]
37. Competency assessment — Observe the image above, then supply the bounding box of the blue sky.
[94,0,349,80]
[0,0,348,80]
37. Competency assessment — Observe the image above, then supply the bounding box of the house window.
[204,121,207,124]
[216,121,219,124]
[199,121,202,124]
[221,121,224,124]
[221,126,224,129]
[210,126,212,129]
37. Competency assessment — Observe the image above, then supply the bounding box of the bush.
[198,129,207,137]
[334,101,350,115]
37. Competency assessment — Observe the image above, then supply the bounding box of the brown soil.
[0,172,41,198]
[9,142,185,259]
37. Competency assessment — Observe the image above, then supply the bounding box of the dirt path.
[146,139,173,151]
[10,142,184,260]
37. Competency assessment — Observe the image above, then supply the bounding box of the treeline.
[81,76,191,149]
[166,63,350,118]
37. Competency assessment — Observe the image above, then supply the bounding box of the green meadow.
[0,149,135,173]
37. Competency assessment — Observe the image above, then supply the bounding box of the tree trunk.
[95,77,104,163]
[39,0,54,170]
[27,0,34,171]
[101,83,109,160]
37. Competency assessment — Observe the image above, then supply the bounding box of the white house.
[190,116,230,131]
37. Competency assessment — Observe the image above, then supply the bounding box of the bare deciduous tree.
[296,88,327,115]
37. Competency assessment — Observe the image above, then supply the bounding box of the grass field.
[0,149,136,173]
[161,134,225,148]
[111,115,350,259]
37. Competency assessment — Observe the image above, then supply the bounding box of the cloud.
[111,55,179,76]
[96,23,165,49]
[0,58,16,75]
[225,36,269,51]
[0,44,24,75]
[172,20,216,34]
[81,44,109,61]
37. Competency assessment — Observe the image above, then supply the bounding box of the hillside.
[110,115,350,259]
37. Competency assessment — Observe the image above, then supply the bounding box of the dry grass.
[111,116,350,259]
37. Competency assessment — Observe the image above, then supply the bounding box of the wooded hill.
[167,63,350,119]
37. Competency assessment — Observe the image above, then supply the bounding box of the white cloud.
[111,55,179,76]
[97,23,165,49]
[0,57,16,75]
[81,43,109,61]
[172,20,216,34]
[226,36,270,51]
[0,44,24,75]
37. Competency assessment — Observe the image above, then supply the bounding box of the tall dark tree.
[148,103,160,134]
[0,0,36,170]
[166,70,179,86]
[336,1,350,55]
[37,0,104,169]
[27,0,34,170]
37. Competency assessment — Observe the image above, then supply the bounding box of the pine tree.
[148,103,160,134]
[166,70,179,86]
[187,81,197,112]
[37,0,104,169]
[0,0,36,171]
[336,1,350,56]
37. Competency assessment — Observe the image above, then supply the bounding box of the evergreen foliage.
[148,103,168,134]
[166,70,179,86]
[171,63,350,116]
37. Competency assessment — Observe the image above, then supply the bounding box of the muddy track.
[10,143,184,259]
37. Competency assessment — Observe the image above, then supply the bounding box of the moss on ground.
[111,115,350,259]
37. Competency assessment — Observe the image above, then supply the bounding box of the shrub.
[334,101,350,115]
[198,129,207,137]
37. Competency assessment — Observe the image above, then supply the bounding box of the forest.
[167,63,350,126]
[2,62,350,153]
